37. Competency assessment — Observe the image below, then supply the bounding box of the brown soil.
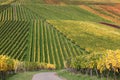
[100,22,120,29]
[80,5,120,24]
[100,5,120,14]
[94,5,119,18]
[98,5,120,19]
[114,3,120,9]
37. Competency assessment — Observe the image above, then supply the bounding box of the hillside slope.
[0,4,88,69]
[1,0,120,69]
[48,20,120,52]
[44,0,120,4]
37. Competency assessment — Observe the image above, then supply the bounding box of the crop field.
[48,20,120,52]
[0,4,10,13]
[0,0,8,3]
[88,5,120,20]
[1,0,120,70]
[47,0,120,5]
[80,4,120,25]
[0,2,89,69]
[0,5,41,21]
[28,20,87,68]
[0,20,29,60]
[0,0,120,80]
[24,4,110,22]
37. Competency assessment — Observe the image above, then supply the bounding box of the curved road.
[32,72,64,80]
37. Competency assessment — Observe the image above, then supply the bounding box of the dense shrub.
[0,55,56,80]
[65,50,120,79]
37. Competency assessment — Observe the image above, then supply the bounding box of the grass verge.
[6,70,55,80]
[57,70,107,80]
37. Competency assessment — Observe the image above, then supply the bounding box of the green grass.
[6,70,107,80]
[7,70,54,80]
[15,0,45,4]
[57,70,107,80]
[24,4,110,22]
[0,0,16,5]
[6,70,119,80]
[48,20,120,52]
[7,72,36,80]
[0,0,7,3]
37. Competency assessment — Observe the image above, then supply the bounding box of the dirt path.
[99,22,120,29]
[32,72,64,80]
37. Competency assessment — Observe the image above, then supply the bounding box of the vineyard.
[28,20,87,68]
[0,3,88,69]
[0,20,29,60]
[80,4,120,25]
[48,20,120,52]
[66,49,120,80]
[0,0,120,80]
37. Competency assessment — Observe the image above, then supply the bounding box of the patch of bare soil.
[115,3,120,9]
[100,5,120,14]
[80,5,120,24]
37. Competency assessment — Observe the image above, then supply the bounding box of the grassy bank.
[57,70,110,80]
[6,70,108,80]
[24,4,110,22]
[7,71,38,80]
[48,20,120,52]
[6,70,54,80]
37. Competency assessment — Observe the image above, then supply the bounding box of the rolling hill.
[1,0,120,69]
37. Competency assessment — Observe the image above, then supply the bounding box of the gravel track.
[32,72,63,80]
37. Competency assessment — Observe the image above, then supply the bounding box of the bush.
[65,50,120,79]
